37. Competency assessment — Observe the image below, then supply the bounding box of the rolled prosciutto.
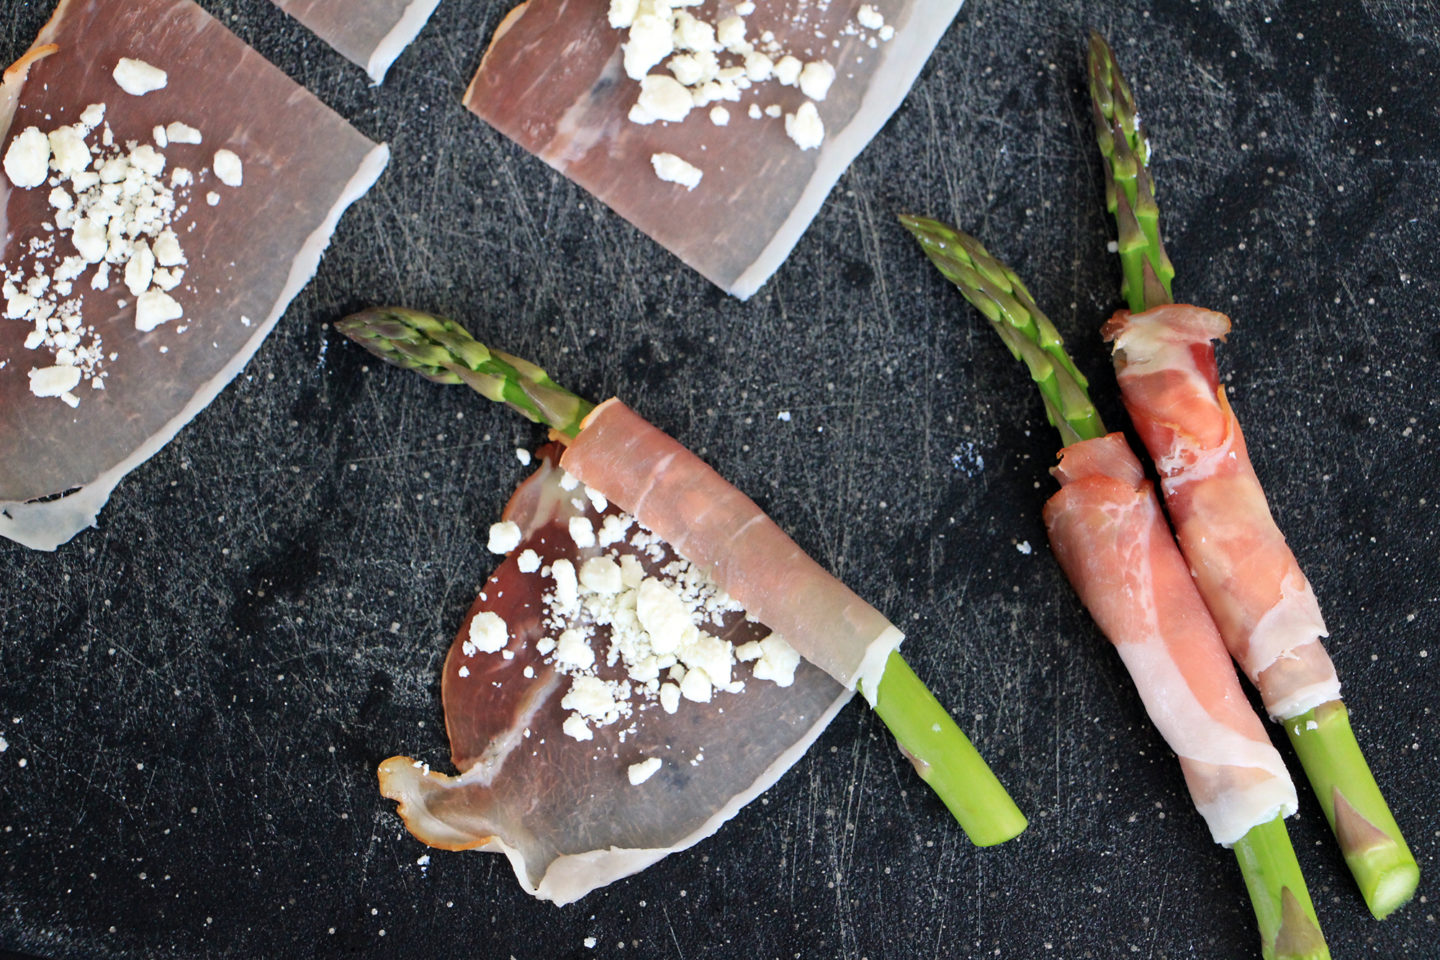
[1044,433,1297,845]
[559,398,904,701]
[1103,305,1341,720]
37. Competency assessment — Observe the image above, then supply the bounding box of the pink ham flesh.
[270,0,441,83]
[465,0,964,298]
[378,447,850,904]
[0,0,387,550]
[559,398,903,700]
[1104,304,1340,719]
[1044,433,1296,845]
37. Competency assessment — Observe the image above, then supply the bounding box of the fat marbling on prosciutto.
[1103,305,1341,720]
[1044,433,1297,845]
[270,0,441,83]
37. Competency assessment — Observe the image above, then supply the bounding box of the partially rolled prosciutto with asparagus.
[1089,33,1417,919]
[342,307,1026,901]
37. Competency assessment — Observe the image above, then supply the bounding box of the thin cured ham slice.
[270,0,441,84]
[560,398,903,702]
[1044,433,1297,845]
[465,0,963,299]
[379,448,850,903]
[0,0,388,550]
[1103,305,1341,720]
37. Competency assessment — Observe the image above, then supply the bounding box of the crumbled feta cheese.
[785,101,825,150]
[747,103,763,119]
[798,60,836,101]
[79,103,106,129]
[623,12,675,79]
[627,757,662,785]
[487,520,523,554]
[579,556,623,594]
[750,634,800,686]
[28,364,82,399]
[630,75,694,124]
[152,125,168,148]
[165,122,202,145]
[516,548,541,573]
[856,4,885,30]
[124,241,155,296]
[562,674,619,720]
[113,57,168,96]
[48,125,92,175]
[715,16,747,51]
[679,666,713,702]
[468,610,510,654]
[205,191,220,206]
[650,152,703,190]
[152,229,185,266]
[212,149,243,187]
[636,577,694,654]
[515,446,532,466]
[709,105,730,126]
[743,51,774,83]
[568,516,597,548]
[658,681,681,714]
[562,713,593,741]
[764,104,782,118]
[554,628,595,669]
[5,128,51,190]
[551,558,579,611]
[134,290,182,332]
[773,55,802,86]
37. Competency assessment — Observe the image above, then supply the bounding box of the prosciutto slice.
[559,398,903,701]
[465,0,963,299]
[270,0,441,84]
[0,0,388,550]
[379,448,850,904]
[1043,433,1296,845]
[1103,305,1341,720]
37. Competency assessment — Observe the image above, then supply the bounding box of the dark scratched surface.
[2,0,1438,957]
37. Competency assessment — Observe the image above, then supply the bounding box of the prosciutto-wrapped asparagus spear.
[901,216,1329,960]
[340,308,1026,872]
[1088,33,1418,919]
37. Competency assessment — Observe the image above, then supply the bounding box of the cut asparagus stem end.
[1232,815,1331,960]
[899,214,1107,447]
[1087,31,1175,313]
[1286,699,1419,918]
[336,306,594,439]
[865,651,1028,846]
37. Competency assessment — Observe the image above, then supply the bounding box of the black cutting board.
[2,1,1436,957]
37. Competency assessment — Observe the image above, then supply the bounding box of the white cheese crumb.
[124,241,155,296]
[551,558,579,611]
[134,290,183,332]
[4,125,50,187]
[798,60,836,101]
[631,75,694,124]
[857,4,885,30]
[165,122,202,145]
[79,103,106,129]
[28,364,82,399]
[467,610,510,654]
[764,104,782,118]
[747,103,763,119]
[212,149,243,187]
[152,229,186,267]
[879,24,895,41]
[487,520,523,554]
[515,447,532,466]
[48,125,92,176]
[568,516,597,548]
[773,55,803,86]
[558,470,580,491]
[608,0,639,29]
[1016,540,1033,555]
[785,101,825,150]
[563,674,618,719]
[205,191,220,206]
[579,556,623,594]
[715,16,747,51]
[516,548,541,574]
[627,757,662,785]
[636,577,694,654]
[679,666,713,702]
[750,634,800,687]
[651,152,703,190]
[113,57,168,96]
[585,487,608,513]
[152,124,168,148]
[623,12,676,79]
[555,628,595,669]
[562,714,593,741]
[709,105,730,126]
[457,665,470,678]
[658,682,681,714]
[735,0,755,13]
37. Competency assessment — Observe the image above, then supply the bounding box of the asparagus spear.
[900,215,1329,960]
[1089,33,1419,919]
[337,306,1028,847]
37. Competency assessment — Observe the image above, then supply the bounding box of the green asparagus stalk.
[338,305,1028,847]
[901,215,1329,960]
[1089,33,1418,919]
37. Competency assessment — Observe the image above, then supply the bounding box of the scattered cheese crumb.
[856,4,885,30]
[165,122,202,145]
[113,57,168,96]
[4,127,50,188]
[568,516,597,548]
[651,152,703,190]
[1016,540,1033,555]
[785,101,825,150]
[709,105,730,126]
[134,290,183,332]
[515,447,533,466]
[562,714,593,741]
[773,55,802,86]
[212,149,243,187]
[627,757,662,785]
[487,520,523,554]
[468,611,510,654]
[28,364,82,398]
[798,60,836,101]
[516,549,541,574]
